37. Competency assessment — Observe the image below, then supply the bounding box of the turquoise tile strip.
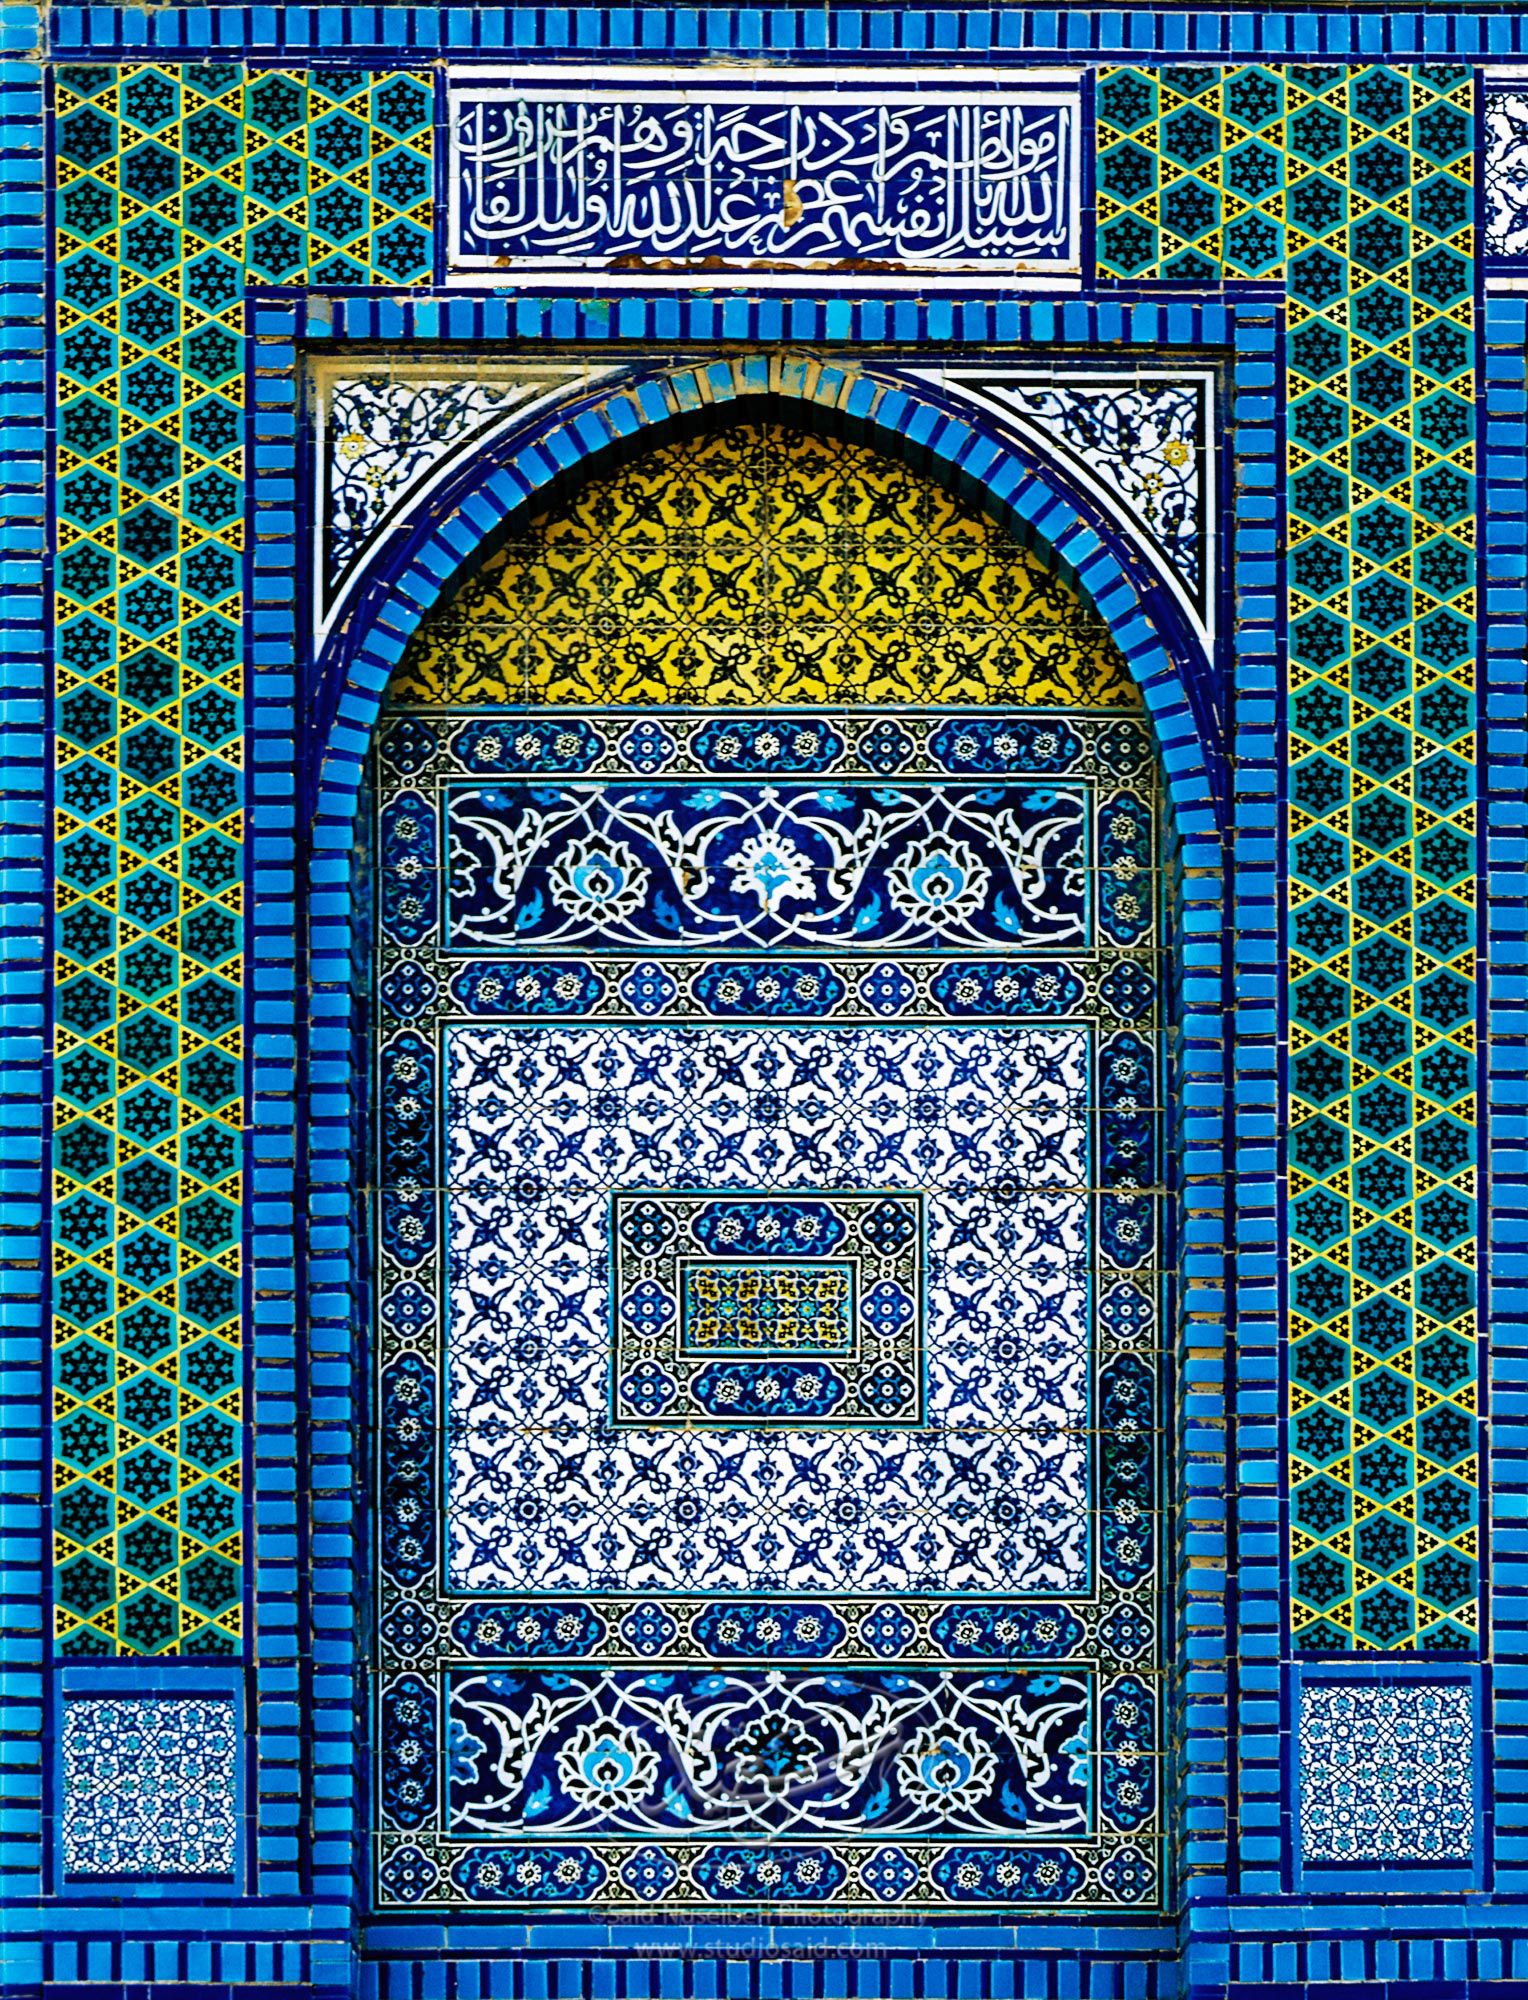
[50,61,434,1655]
[1100,64,1479,1653]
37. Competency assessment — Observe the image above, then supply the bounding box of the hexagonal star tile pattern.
[1100,65,1478,1653]
[1096,65,1290,284]
[52,62,434,1655]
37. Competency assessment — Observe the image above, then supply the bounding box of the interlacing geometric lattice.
[1297,1677,1475,1863]
[1099,65,1479,1653]
[51,62,433,1655]
[392,421,1140,710]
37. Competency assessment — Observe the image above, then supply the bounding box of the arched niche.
[304,369,1228,1935]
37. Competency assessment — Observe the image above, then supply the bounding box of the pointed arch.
[309,352,1232,1933]
[310,355,1221,852]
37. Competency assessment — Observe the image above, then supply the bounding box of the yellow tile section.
[394,423,1139,709]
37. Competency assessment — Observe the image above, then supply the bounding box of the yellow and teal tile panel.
[1101,63,1480,1654]
[1282,70,1478,1657]
[50,60,433,1655]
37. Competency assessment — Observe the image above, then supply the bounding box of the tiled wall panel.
[49,60,432,1658]
[8,11,1526,1997]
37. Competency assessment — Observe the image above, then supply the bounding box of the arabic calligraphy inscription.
[449,77,1081,275]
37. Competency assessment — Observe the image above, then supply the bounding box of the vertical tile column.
[1100,62,1482,1658]
[1483,295,1528,1895]
[52,64,253,1657]
[49,61,432,1657]
[1282,68,1478,1654]
[1,10,49,1948]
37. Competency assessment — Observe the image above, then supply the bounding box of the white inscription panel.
[448,67,1082,284]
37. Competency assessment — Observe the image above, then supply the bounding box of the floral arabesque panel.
[1486,81,1528,259]
[373,423,1166,1915]
[59,1690,239,1882]
[1297,1676,1477,1867]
